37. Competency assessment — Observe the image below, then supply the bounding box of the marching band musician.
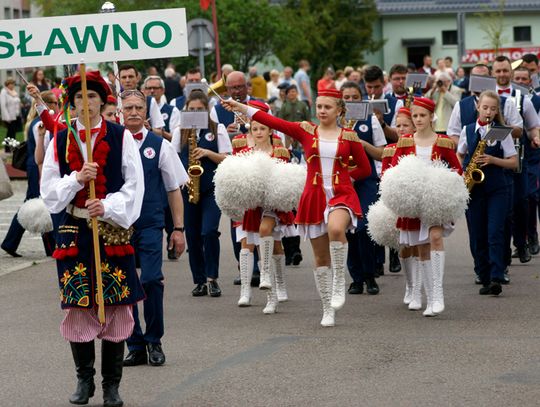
[457,91,518,296]
[171,90,232,297]
[387,97,462,317]
[513,66,540,255]
[341,81,386,295]
[492,56,540,265]
[234,100,296,312]
[222,88,371,327]
[40,71,145,406]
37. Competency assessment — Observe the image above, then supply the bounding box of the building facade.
[367,0,540,70]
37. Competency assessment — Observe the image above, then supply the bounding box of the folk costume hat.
[397,107,412,118]
[318,89,343,99]
[63,70,112,106]
[412,97,435,113]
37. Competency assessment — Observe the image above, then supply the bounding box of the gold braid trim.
[436,137,455,149]
[341,130,361,143]
[382,145,397,159]
[273,147,291,159]
[232,138,248,149]
[299,121,316,135]
[397,137,415,148]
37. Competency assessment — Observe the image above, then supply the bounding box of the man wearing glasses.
[143,75,181,141]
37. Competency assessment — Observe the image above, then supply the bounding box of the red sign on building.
[462,47,540,64]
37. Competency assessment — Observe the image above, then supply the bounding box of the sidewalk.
[0,180,53,276]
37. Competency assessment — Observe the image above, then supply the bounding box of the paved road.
[1,187,540,406]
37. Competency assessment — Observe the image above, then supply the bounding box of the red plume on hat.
[412,97,435,113]
[247,100,270,113]
[63,70,112,106]
[318,89,343,99]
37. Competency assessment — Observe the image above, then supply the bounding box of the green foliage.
[33,0,382,77]
[475,0,507,53]
[280,0,383,77]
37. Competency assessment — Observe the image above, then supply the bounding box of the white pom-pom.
[17,198,53,233]
[214,151,275,217]
[379,154,430,218]
[366,200,400,250]
[420,161,469,226]
[264,162,306,212]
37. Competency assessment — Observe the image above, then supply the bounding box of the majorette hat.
[248,99,270,113]
[318,89,343,99]
[63,70,112,106]
[397,107,411,118]
[412,97,435,113]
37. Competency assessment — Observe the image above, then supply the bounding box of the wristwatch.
[173,227,185,232]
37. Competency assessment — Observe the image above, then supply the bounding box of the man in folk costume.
[40,71,145,407]
[120,89,188,367]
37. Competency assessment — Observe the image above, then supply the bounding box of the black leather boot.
[69,341,96,405]
[102,340,125,407]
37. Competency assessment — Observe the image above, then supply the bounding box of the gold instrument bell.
[511,59,523,70]
[207,74,227,96]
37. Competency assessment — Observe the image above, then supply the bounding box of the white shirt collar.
[76,117,102,132]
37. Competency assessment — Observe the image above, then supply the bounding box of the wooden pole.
[80,63,106,324]
[211,0,221,78]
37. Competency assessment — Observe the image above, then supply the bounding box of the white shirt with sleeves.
[40,119,145,229]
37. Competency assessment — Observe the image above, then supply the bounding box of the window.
[442,30,458,46]
[514,26,531,42]
[13,8,20,18]
[4,7,10,19]
[22,10,30,18]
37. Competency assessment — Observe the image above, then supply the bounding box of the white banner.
[0,8,188,69]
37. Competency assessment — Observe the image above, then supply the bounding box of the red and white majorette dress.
[234,144,297,245]
[245,107,371,240]
[386,134,462,246]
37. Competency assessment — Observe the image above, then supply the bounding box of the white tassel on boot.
[408,258,423,310]
[431,251,445,314]
[258,236,274,290]
[402,256,415,305]
[422,259,436,317]
[329,241,348,310]
[273,254,288,302]
[262,267,278,314]
[314,267,335,327]
[238,249,253,307]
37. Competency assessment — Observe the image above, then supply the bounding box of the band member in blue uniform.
[341,81,386,295]
[40,71,145,407]
[172,89,232,297]
[493,56,540,264]
[1,90,58,257]
[457,90,518,296]
[363,65,402,274]
[514,66,540,254]
[120,90,188,368]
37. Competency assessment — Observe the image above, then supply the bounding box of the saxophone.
[464,125,489,192]
[187,128,204,204]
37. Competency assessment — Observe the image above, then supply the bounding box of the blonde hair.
[478,90,505,125]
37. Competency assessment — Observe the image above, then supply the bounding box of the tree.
[279,0,384,77]
[475,0,506,55]
[33,0,295,75]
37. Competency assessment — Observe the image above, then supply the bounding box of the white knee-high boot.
[402,256,416,305]
[314,267,335,327]
[238,249,253,307]
[422,259,435,317]
[272,254,288,302]
[408,258,423,310]
[258,236,274,290]
[262,264,278,314]
[431,251,445,314]
[330,241,348,310]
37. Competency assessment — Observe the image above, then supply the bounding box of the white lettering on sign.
[0,8,187,69]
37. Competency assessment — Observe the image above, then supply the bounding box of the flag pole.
[80,62,106,324]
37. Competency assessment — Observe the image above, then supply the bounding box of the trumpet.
[202,78,250,130]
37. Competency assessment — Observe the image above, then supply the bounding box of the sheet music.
[345,101,370,121]
[405,73,428,89]
[180,111,209,129]
[485,126,513,142]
